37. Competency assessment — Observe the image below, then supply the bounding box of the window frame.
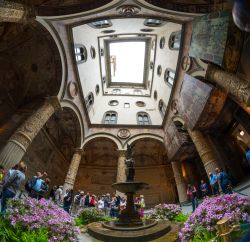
[74,44,87,64]
[85,92,94,111]
[164,68,175,87]
[137,112,151,125]
[102,111,118,124]
[158,99,167,118]
[169,31,181,50]
[89,19,112,29]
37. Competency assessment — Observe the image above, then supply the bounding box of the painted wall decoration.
[179,74,212,129]
[189,11,230,66]
[164,122,187,161]
[237,33,250,82]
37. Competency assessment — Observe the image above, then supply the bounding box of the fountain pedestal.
[112,182,147,227]
[87,145,172,241]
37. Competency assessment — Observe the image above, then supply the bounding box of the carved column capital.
[45,96,61,111]
[9,98,60,151]
[117,149,126,157]
[73,148,83,155]
[0,97,60,169]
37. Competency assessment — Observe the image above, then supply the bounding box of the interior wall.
[72,18,181,125]
[22,130,69,189]
[135,164,177,207]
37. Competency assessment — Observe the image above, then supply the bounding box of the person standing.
[97,196,104,211]
[89,194,97,207]
[72,191,84,215]
[1,161,27,213]
[29,172,45,199]
[200,180,209,198]
[63,189,73,213]
[49,185,57,201]
[55,186,63,206]
[209,172,219,195]
[187,184,198,212]
[84,193,90,207]
[246,149,250,164]
[139,195,145,218]
[217,168,230,194]
[103,193,111,216]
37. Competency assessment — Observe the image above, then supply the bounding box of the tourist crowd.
[0,161,146,218]
[49,188,146,218]
[0,160,245,217]
[187,167,235,212]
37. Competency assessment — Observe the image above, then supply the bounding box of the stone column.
[188,129,220,176]
[0,1,34,23]
[63,149,82,191]
[116,150,127,183]
[0,97,61,170]
[171,161,188,203]
[206,64,250,106]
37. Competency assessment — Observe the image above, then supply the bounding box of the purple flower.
[179,193,250,241]
[6,197,79,241]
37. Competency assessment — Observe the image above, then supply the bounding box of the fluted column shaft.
[188,129,219,176]
[63,149,82,192]
[171,161,188,203]
[116,150,127,183]
[0,97,61,170]
[0,1,34,23]
[206,64,250,106]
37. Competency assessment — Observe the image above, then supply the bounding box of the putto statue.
[125,144,135,182]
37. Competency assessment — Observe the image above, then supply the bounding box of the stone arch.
[44,105,82,161]
[124,133,164,148]
[82,133,122,150]
[60,101,84,147]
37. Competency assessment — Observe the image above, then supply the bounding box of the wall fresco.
[189,11,229,66]
[179,74,212,129]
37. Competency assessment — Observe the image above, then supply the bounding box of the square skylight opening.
[109,41,145,84]
[104,38,150,88]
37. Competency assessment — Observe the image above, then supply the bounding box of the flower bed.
[148,203,188,222]
[1,197,79,242]
[179,194,250,242]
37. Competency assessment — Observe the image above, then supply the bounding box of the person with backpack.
[1,161,27,213]
[72,191,84,215]
[63,189,73,213]
[28,172,45,199]
[217,168,230,194]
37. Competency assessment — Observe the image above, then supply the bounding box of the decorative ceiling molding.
[116,4,141,16]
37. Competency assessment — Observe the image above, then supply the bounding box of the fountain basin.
[112,182,148,193]
[103,219,157,231]
[87,220,171,242]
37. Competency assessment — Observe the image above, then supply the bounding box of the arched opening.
[21,107,82,189]
[76,137,119,195]
[129,138,177,206]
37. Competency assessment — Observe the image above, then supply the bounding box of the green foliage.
[190,225,216,242]
[0,219,48,242]
[76,208,112,225]
[173,213,189,223]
